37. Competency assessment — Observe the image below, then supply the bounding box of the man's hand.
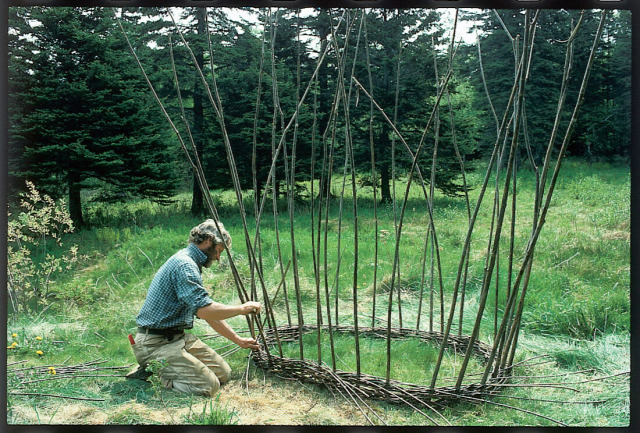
[236,336,260,350]
[197,301,262,321]
[241,301,261,316]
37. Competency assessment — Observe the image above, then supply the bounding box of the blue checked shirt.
[136,243,214,330]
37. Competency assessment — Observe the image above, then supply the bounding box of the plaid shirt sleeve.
[174,261,215,315]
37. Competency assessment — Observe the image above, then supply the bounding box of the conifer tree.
[8,7,180,226]
[458,9,630,161]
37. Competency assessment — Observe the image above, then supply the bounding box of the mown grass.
[6,158,630,426]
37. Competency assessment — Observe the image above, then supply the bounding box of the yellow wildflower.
[35,336,42,341]
[48,367,56,375]
[11,333,17,338]
[11,342,18,348]
[36,350,44,356]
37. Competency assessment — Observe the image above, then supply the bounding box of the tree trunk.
[378,122,393,204]
[191,172,203,216]
[190,9,206,217]
[68,181,84,227]
[379,161,392,204]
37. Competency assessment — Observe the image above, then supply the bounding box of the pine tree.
[201,8,316,199]
[574,10,631,159]
[349,9,474,201]
[459,9,630,161]
[8,7,180,226]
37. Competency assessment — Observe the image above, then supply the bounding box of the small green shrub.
[145,358,168,399]
[7,181,85,318]
[183,394,240,425]
[95,227,121,245]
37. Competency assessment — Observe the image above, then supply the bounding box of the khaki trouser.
[131,331,231,396]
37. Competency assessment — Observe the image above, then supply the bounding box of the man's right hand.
[241,301,261,316]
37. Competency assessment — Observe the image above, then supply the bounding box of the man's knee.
[170,373,221,396]
[193,373,221,396]
[217,364,232,384]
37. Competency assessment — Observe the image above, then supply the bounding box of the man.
[127,219,261,396]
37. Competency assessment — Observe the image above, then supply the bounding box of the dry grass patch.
[601,228,629,241]
[218,376,369,425]
[11,403,107,424]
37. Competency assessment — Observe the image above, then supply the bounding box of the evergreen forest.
[7,7,631,223]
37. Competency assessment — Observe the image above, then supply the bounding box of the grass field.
[5,158,630,426]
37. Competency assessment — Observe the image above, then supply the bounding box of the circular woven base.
[251,324,511,408]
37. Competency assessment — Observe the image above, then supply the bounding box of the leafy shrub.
[95,226,123,245]
[7,181,84,318]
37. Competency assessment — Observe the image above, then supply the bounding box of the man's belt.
[138,326,184,341]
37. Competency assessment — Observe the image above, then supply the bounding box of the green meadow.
[6,158,630,426]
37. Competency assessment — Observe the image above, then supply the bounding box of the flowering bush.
[7,181,82,318]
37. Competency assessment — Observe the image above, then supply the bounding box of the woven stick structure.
[116,7,620,425]
[253,324,499,400]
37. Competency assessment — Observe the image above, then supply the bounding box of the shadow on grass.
[103,376,201,407]
[102,378,155,405]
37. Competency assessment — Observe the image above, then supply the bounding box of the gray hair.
[189,219,232,248]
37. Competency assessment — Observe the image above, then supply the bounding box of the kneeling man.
[127,219,261,396]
